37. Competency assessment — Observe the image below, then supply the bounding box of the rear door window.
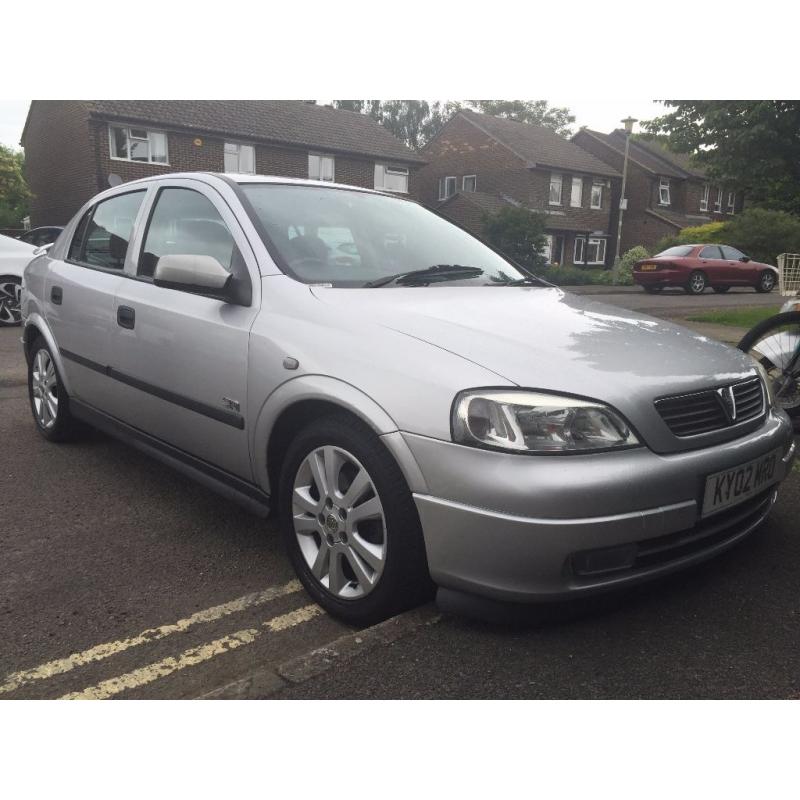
[69,191,146,270]
[699,245,723,259]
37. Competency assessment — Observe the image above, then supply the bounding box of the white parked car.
[0,234,39,327]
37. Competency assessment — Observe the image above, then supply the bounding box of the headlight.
[751,360,775,409]
[452,390,640,454]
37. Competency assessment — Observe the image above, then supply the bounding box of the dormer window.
[658,177,671,206]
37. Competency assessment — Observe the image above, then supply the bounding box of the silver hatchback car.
[21,173,796,623]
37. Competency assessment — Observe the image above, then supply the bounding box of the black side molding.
[60,348,245,429]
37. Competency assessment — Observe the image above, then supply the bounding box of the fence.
[777,253,800,296]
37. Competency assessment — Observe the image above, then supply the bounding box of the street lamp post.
[612,116,637,281]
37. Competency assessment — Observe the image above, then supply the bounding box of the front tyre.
[756,270,776,293]
[278,413,432,625]
[0,276,22,327]
[685,270,707,295]
[27,337,82,441]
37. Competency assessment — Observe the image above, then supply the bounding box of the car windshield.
[655,245,694,257]
[240,183,528,287]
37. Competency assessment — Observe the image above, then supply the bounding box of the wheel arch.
[253,375,427,499]
[22,314,72,394]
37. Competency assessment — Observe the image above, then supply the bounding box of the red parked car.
[633,244,779,295]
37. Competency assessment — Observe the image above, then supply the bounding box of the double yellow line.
[0,579,322,699]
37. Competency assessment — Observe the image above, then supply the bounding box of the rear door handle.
[50,286,63,305]
[117,305,135,329]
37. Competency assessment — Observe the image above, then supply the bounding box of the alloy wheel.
[0,279,21,325]
[689,273,706,293]
[31,348,59,429]
[760,272,775,292]
[292,445,387,599]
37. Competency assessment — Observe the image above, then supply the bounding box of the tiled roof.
[459,109,619,178]
[646,207,712,229]
[439,190,517,215]
[588,128,707,179]
[85,100,424,163]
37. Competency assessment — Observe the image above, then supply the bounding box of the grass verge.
[685,307,780,328]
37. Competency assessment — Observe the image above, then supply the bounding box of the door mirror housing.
[739,255,751,263]
[153,254,232,296]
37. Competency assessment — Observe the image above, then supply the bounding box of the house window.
[309,154,335,182]
[727,191,736,214]
[700,183,710,212]
[590,181,603,209]
[437,176,457,200]
[714,187,723,213]
[658,177,671,205]
[549,173,563,205]
[570,177,583,208]
[374,164,409,193]
[224,142,255,174]
[543,234,565,265]
[109,125,168,164]
[574,236,606,265]
[462,175,477,192]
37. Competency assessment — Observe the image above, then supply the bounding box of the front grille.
[571,488,775,579]
[655,377,765,437]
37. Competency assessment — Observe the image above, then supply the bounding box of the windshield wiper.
[363,264,484,288]
[495,275,549,286]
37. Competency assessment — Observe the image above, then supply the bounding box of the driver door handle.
[117,305,135,329]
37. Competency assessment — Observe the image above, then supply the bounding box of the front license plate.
[702,449,781,517]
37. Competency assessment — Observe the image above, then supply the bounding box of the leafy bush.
[482,206,548,270]
[615,246,649,285]
[534,266,612,286]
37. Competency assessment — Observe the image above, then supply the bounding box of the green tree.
[481,206,548,270]
[467,100,575,137]
[0,145,30,229]
[646,101,800,214]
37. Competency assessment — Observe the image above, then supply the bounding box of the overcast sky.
[0,99,663,150]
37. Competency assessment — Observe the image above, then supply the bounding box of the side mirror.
[740,256,751,263]
[33,243,53,256]
[153,254,231,296]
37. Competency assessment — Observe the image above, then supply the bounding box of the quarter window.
[590,181,604,209]
[375,164,409,193]
[109,125,168,164]
[69,191,146,270]
[438,176,457,201]
[700,183,710,211]
[658,177,671,205]
[138,188,238,279]
[462,175,477,192]
[549,173,562,205]
[224,142,255,174]
[570,177,583,208]
[309,154,335,182]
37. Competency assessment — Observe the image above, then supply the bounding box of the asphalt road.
[1,285,797,699]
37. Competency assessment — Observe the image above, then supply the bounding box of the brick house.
[418,109,621,268]
[572,128,743,254]
[20,100,424,226]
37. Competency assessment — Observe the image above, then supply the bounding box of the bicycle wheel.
[738,311,800,418]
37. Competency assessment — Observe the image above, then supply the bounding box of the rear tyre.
[685,270,707,295]
[27,337,82,441]
[642,285,663,294]
[756,270,776,293]
[0,276,22,327]
[713,286,731,294]
[738,311,800,418]
[278,412,433,625]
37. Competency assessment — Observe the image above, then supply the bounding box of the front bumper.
[405,411,795,603]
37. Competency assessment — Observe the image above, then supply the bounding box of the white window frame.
[549,173,563,205]
[727,191,736,215]
[462,175,477,192]
[700,183,710,212]
[224,141,255,175]
[590,181,603,209]
[108,125,169,165]
[570,176,583,208]
[574,236,606,265]
[714,186,723,213]
[438,176,457,201]
[374,164,409,193]
[308,153,335,182]
[658,177,671,206]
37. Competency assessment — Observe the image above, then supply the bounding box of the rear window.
[655,245,694,257]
